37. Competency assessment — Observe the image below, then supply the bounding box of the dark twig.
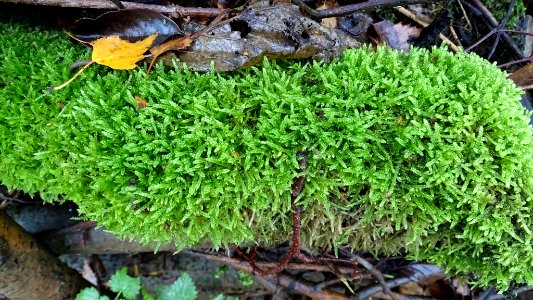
[185,250,359,274]
[464,26,498,52]
[184,250,347,299]
[351,255,400,300]
[505,30,533,37]
[0,193,36,204]
[237,152,307,276]
[467,0,524,60]
[292,0,443,19]
[468,29,533,53]
[1,0,226,18]
[486,0,516,59]
[497,55,533,68]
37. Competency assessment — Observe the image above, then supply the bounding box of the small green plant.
[75,267,205,300]
[2,20,533,289]
[215,266,253,288]
[238,270,254,287]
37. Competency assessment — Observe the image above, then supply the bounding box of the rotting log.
[0,210,88,300]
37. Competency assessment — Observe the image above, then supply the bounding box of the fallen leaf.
[70,8,183,47]
[317,4,337,28]
[134,95,148,109]
[50,34,157,91]
[393,23,421,52]
[148,36,193,73]
[509,62,533,88]
[92,33,157,69]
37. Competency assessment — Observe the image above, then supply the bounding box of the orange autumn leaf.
[50,33,157,91]
[92,34,157,69]
[147,36,193,74]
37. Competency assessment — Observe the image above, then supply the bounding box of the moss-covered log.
[1,20,533,289]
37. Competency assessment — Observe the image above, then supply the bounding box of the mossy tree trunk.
[0,210,88,300]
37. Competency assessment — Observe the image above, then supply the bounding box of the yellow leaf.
[91,34,157,70]
[50,33,157,92]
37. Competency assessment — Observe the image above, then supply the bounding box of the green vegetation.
[75,268,201,300]
[1,20,533,289]
[484,0,526,29]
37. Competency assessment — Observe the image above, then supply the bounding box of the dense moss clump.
[1,21,533,288]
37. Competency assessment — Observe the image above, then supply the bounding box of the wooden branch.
[0,210,89,300]
[0,0,226,18]
[292,0,444,19]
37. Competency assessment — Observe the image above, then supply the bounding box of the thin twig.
[466,28,533,52]
[497,55,533,68]
[464,26,497,52]
[0,194,36,204]
[185,250,358,274]
[486,0,517,59]
[468,0,525,60]
[449,25,462,47]
[183,250,347,299]
[457,0,472,29]
[292,0,444,19]
[504,30,533,37]
[0,0,226,18]
[351,255,400,300]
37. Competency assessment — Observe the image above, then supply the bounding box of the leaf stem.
[48,60,95,92]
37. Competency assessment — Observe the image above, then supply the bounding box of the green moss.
[484,0,526,30]
[1,20,533,289]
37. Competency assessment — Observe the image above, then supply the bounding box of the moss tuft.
[1,20,533,289]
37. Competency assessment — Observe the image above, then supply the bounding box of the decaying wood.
[0,210,88,300]
[0,0,226,18]
[39,225,179,254]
